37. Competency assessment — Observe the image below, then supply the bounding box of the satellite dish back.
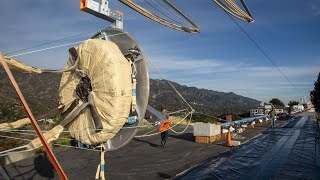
[91,28,149,151]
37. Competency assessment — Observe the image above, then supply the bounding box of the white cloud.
[309,0,320,16]
[146,55,319,101]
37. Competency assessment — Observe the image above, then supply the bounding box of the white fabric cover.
[0,118,30,130]
[2,55,42,73]
[59,39,132,145]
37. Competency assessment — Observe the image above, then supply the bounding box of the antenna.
[80,0,124,29]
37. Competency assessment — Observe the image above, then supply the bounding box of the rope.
[153,0,192,26]
[6,31,97,55]
[0,135,31,142]
[168,112,193,134]
[142,0,182,26]
[10,41,84,57]
[134,126,160,138]
[1,131,77,143]
[134,130,162,138]
[1,131,38,137]
[212,0,254,22]
[95,144,106,180]
[9,32,128,58]
[168,108,189,115]
[141,48,195,112]
[53,144,100,152]
[0,124,151,133]
[0,145,29,155]
[0,146,38,157]
[118,0,200,32]
[135,112,193,137]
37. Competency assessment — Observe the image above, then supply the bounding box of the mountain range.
[0,69,259,120]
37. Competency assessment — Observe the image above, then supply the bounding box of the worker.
[270,108,276,128]
[160,107,169,148]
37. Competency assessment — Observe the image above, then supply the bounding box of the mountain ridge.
[0,69,259,119]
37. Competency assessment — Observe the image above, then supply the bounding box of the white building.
[292,105,304,113]
[250,102,283,117]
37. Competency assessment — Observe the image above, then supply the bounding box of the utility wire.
[226,13,298,90]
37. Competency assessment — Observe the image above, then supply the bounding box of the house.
[250,102,283,117]
[250,102,270,116]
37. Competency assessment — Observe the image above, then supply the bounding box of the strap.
[95,144,106,180]
[130,61,137,113]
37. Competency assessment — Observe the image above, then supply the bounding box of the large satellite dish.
[92,28,150,151]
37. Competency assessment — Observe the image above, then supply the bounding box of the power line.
[225,13,298,90]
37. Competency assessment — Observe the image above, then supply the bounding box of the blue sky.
[0,0,319,103]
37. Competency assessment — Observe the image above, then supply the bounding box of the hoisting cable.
[151,0,194,27]
[212,0,254,22]
[118,0,200,32]
[225,0,253,21]
[142,0,182,26]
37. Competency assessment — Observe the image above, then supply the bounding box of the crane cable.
[225,0,253,21]
[142,0,183,26]
[212,0,254,22]
[118,0,200,32]
[152,0,193,26]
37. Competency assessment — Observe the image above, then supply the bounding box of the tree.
[269,98,285,109]
[288,101,299,107]
[310,72,320,112]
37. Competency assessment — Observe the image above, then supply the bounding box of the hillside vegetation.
[0,69,259,121]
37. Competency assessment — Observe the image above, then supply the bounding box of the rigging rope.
[168,112,193,134]
[135,111,192,137]
[118,0,200,32]
[212,0,254,23]
[141,47,195,112]
[0,124,151,133]
[9,32,129,58]
[151,0,192,26]
[142,0,182,26]
[6,30,98,56]
[168,108,189,115]
[10,41,84,58]
[134,130,162,138]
